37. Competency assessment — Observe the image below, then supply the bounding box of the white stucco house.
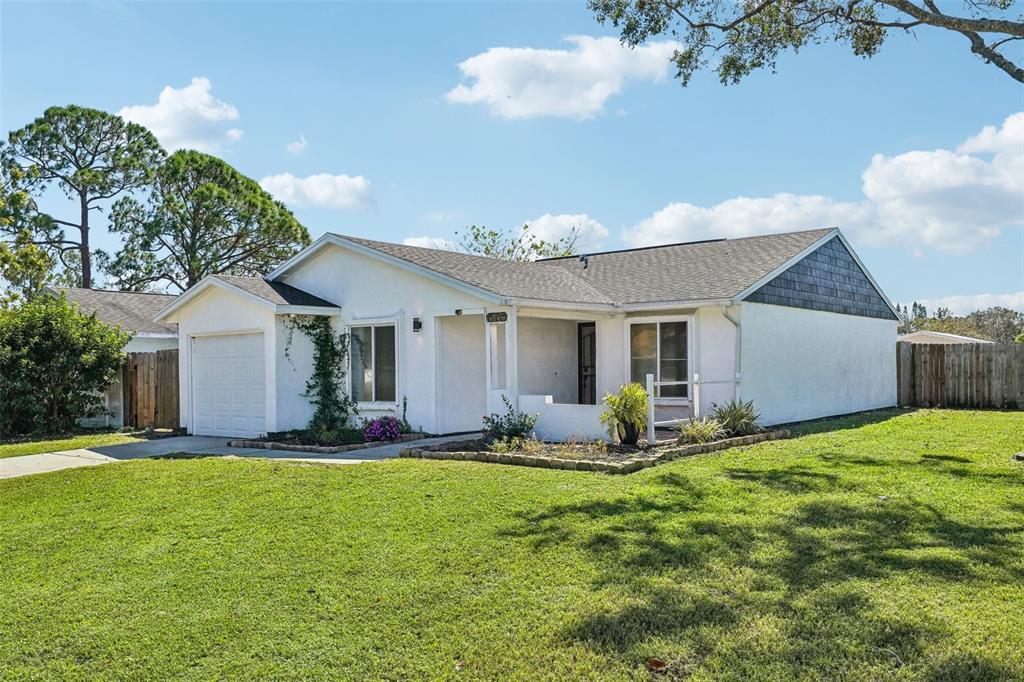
[154,227,899,440]
[56,287,179,427]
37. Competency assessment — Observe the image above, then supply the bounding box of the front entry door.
[578,322,596,405]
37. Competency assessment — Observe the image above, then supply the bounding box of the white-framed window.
[350,323,397,403]
[628,318,690,399]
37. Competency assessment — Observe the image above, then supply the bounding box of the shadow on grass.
[723,465,840,493]
[501,466,1024,677]
[781,407,914,437]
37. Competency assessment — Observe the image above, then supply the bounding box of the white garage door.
[191,333,266,437]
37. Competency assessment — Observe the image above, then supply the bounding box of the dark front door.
[578,322,597,405]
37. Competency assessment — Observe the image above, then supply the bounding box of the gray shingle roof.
[342,236,614,304]
[213,275,339,308]
[539,228,835,305]
[57,288,178,334]
[336,228,835,307]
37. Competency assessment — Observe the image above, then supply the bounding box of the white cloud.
[259,173,372,210]
[526,213,609,251]
[626,112,1024,254]
[119,77,241,152]
[626,195,873,247]
[286,134,307,155]
[446,35,679,120]
[957,112,1024,154]
[913,291,1024,315]
[403,236,456,250]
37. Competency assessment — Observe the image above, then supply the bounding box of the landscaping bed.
[400,429,792,473]
[229,430,428,454]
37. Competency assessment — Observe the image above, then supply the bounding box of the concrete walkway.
[0,433,480,480]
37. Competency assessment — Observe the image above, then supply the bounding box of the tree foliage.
[457,223,580,261]
[0,146,56,303]
[6,106,165,288]
[897,302,1024,343]
[102,150,311,292]
[0,295,129,436]
[590,1,1024,85]
[0,231,54,305]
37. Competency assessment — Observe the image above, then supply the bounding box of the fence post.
[646,373,656,445]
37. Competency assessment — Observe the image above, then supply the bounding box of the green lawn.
[1,409,1022,680]
[0,431,144,458]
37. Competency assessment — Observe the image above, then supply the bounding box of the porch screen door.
[578,322,597,404]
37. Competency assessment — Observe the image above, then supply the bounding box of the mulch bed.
[400,430,792,474]
[228,432,428,454]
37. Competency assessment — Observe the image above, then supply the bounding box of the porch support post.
[646,373,656,445]
[505,307,518,407]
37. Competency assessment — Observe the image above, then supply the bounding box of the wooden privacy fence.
[897,341,1023,409]
[122,349,179,429]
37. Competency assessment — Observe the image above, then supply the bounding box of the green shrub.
[267,428,364,446]
[600,383,648,446]
[675,416,725,444]
[482,395,538,441]
[0,295,129,436]
[712,399,761,436]
[492,435,545,454]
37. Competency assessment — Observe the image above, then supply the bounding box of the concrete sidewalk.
[0,432,480,480]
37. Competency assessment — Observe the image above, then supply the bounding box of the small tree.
[0,295,129,436]
[103,150,310,291]
[457,223,579,262]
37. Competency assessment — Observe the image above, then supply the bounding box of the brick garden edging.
[228,432,427,454]
[399,429,791,474]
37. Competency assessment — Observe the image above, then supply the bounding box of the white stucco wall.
[517,317,578,404]
[694,306,740,413]
[437,314,487,432]
[281,244,491,433]
[740,302,897,425]
[169,286,278,434]
[520,395,607,441]
[123,335,178,353]
[274,316,321,432]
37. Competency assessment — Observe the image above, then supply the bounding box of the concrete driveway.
[0,433,479,480]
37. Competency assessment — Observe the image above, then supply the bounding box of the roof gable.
[155,275,340,322]
[744,236,897,320]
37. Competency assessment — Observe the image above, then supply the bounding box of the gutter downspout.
[722,305,742,400]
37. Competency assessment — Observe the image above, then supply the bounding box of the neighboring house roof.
[899,330,993,344]
[55,287,178,335]
[211,275,338,308]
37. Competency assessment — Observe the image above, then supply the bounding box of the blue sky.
[2,1,1022,312]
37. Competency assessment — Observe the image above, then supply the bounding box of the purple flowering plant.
[362,415,403,442]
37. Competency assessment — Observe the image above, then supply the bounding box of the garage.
[191,332,266,437]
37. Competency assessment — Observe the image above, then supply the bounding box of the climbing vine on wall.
[283,315,357,432]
